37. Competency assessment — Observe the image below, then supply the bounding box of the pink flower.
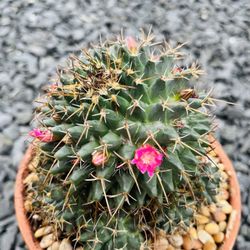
[29,128,54,142]
[172,67,183,74]
[50,83,58,90]
[92,151,107,166]
[131,144,163,177]
[126,36,137,53]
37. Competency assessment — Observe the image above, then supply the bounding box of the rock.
[209,204,217,213]
[24,173,39,184]
[200,206,210,217]
[197,229,214,244]
[168,234,183,248]
[0,215,15,228]
[226,105,245,120]
[0,134,12,154]
[213,232,224,243]
[240,223,250,238]
[11,136,27,167]
[220,124,238,142]
[183,235,202,250]
[234,161,249,173]
[0,197,13,220]
[154,237,169,249]
[24,200,32,212]
[218,200,233,214]
[182,235,193,250]
[0,112,12,129]
[34,226,53,238]
[204,222,220,235]
[2,181,14,199]
[188,227,198,240]
[217,189,229,201]
[2,124,19,140]
[195,214,210,225]
[0,224,17,250]
[39,233,55,248]
[47,241,60,250]
[213,209,226,222]
[15,111,32,125]
[166,245,175,250]
[197,225,205,231]
[28,45,46,57]
[203,241,217,250]
[15,87,34,102]
[218,221,227,232]
[237,241,250,250]
[59,239,73,250]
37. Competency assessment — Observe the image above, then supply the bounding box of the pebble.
[59,239,73,250]
[216,190,229,201]
[24,173,39,184]
[168,234,183,247]
[166,245,175,250]
[47,241,60,250]
[35,226,53,238]
[209,204,217,213]
[218,200,233,214]
[188,227,198,240]
[154,237,169,249]
[0,224,17,250]
[213,209,226,222]
[200,206,210,217]
[0,197,12,220]
[218,221,227,232]
[2,124,19,140]
[197,229,214,244]
[204,223,220,235]
[24,200,32,212]
[213,232,224,243]
[183,235,202,250]
[203,241,217,250]
[0,134,13,154]
[0,112,12,129]
[15,111,33,125]
[195,214,210,225]
[39,233,55,248]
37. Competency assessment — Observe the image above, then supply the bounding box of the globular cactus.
[27,32,220,249]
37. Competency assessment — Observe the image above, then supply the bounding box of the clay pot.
[15,141,241,250]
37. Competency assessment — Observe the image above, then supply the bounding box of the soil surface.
[0,0,249,249]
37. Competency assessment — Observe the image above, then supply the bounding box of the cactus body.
[28,34,220,249]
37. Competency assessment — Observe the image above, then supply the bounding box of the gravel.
[0,0,249,249]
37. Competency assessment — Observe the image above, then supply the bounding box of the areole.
[15,140,241,250]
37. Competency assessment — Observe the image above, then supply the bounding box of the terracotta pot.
[15,141,241,250]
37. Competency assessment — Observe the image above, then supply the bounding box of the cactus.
[27,32,220,249]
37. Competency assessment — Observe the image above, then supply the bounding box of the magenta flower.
[131,144,163,177]
[29,128,54,142]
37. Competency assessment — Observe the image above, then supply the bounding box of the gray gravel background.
[0,0,250,249]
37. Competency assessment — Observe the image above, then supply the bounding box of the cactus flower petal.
[131,144,163,177]
[29,128,54,142]
[126,36,137,54]
[92,151,107,166]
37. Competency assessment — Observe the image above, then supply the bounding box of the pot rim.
[15,140,241,250]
